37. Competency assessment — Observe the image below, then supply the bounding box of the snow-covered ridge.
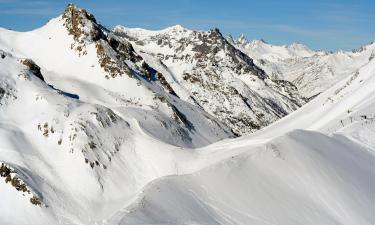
[232,34,318,61]
[115,24,306,135]
[0,40,234,224]
[114,24,192,37]
[0,4,305,136]
[0,4,235,147]
[112,46,375,225]
[232,34,375,98]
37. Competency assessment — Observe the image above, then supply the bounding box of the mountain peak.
[209,28,222,35]
[351,40,375,53]
[286,42,312,53]
[237,34,248,45]
[61,3,106,43]
[249,39,268,46]
[166,24,186,32]
[226,34,235,44]
[62,3,97,24]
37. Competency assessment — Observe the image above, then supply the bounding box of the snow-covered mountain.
[0,5,306,138]
[229,34,317,61]
[0,4,375,225]
[0,4,235,148]
[114,25,305,135]
[111,41,375,225]
[232,34,375,99]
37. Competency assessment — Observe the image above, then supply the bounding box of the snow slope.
[0,49,237,224]
[108,43,375,225]
[114,131,375,225]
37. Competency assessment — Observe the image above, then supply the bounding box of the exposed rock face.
[0,82,16,106]
[0,163,43,206]
[62,4,106,46]
[62,4,143,78]
[369,51,375,61]
[21,59,44,81]
[115,25,305,135]
[57,5,235,141]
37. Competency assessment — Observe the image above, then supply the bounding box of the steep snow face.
[0,4,234,148]
[0,47,235,225]
[115,25,305,135]
[233,35,375,98]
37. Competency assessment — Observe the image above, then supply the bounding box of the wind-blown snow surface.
[0,4,375,225]
[114,131,375,225]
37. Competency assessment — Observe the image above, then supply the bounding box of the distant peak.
[237,34,247,45]
[226,34,235,44]
[209,28,221,34]
[63,4,97,22]
[164,24,190,33]
[286,42,312,52]
[66,3,76,8]
[352,40,375,53]
[249,39,267,46]
[288,42,303,47]
[170,24,184,30]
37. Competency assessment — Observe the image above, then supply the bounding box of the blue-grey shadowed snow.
[48,85,79,99]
